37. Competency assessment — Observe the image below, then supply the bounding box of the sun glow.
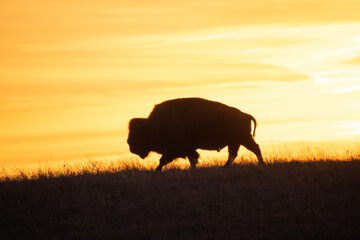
[334,121,360,135]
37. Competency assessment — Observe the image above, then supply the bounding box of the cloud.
[344,54,360,64]
[207,62,309,82]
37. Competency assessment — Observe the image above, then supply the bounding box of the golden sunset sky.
[1,0,360,167]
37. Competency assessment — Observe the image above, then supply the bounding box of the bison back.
[148,98,250,151]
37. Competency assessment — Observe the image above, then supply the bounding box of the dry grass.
[1,141,358,181]
[0,143,359,239]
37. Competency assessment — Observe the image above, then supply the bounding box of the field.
[1,144,360,239]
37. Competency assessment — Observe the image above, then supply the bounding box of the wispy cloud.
[344,53,360,64]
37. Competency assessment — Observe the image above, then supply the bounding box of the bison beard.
[127,98,264,171]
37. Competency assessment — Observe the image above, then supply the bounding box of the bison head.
[127,118,151,159]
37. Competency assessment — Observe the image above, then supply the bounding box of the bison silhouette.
[127,98,264,171]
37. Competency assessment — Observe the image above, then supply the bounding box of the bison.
[127,98,264,171]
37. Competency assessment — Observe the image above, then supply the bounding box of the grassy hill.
[1,160,359,239]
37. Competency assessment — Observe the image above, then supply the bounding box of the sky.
[1,0,360,166]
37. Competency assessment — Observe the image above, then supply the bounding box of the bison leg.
[187,151,199,169]
[242,138,264,164]
[224,144,240,168]
[156,155,176,171]
[156,155,167,171]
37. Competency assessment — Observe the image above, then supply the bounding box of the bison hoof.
[223,163,231,168]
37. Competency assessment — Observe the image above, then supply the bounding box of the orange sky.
[1,0,360,167]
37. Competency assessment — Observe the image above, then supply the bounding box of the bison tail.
[247,114,257,138]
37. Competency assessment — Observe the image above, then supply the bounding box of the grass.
[0,161,359,239]
[2,141,359,181]
[1,144,359,239]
